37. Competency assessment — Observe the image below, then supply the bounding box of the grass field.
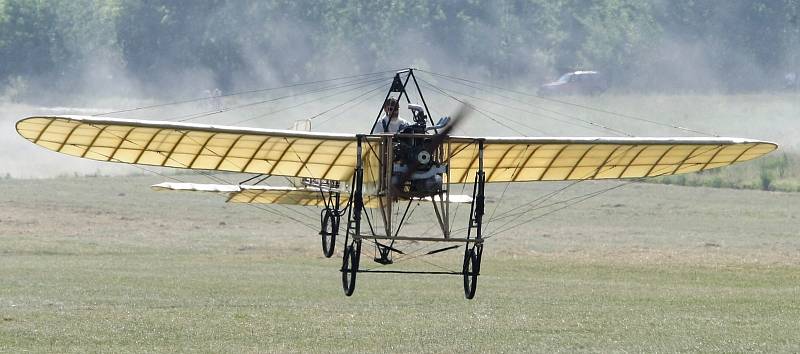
[1,175,799,352]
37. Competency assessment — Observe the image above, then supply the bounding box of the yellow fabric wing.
[17,115,359,181]
[446,136,777,183]
[17,115,777,184]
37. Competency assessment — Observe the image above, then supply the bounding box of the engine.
[390,104,446,198]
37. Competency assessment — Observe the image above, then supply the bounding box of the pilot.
[378,97,411,133]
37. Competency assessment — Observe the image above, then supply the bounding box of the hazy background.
[1,0,798,177]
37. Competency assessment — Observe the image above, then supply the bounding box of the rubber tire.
[342,245,358,296]
[463,248,478,299]
[320,210,337,258]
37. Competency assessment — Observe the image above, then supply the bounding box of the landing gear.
[341,136,365,297]
[328,74,491,300]
[320,208,339,258]
[341,242,361,296]
[462,246,482,299]
[463,140,485,300]
[314,179,343,258]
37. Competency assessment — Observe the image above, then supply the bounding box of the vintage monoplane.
[16,68,777,298]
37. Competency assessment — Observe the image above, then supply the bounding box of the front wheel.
[320,209,337,258]
[463,248,478,299]
[342,245,358,296]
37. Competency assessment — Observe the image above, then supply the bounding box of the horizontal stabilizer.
[152,182,241,192]
[152,182,473,208]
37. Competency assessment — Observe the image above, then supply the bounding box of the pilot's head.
[383,97,399,119]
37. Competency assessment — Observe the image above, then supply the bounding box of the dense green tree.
[0,0,64,79]
[1,0,798,100]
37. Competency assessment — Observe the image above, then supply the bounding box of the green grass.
[1,175,799,352]
[2,254,799,352]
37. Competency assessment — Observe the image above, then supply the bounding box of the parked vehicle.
[784,72,798,90]
[537,70,608,96]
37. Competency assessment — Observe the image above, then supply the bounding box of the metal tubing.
[355,235,483,243]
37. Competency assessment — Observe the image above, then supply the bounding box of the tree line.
[1,0,798,101]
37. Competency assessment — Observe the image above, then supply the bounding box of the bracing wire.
[419,79,547,136]
[226,76,390,125]
[478,143,726,239]
[419,72,633,137]
[486,180,637,237]
[172,75,389,124]
[93,69,399,117]
[67,142,319,231]
[418,80,551,135]
[89,78,392,229]
[306,81,389,123]
[419,69,718,137]
[315,83,387,127]
[480,144,531,237]
[417,79,532,136]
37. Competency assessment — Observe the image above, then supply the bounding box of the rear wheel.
[463,248,478,299]
[320,209,337,258]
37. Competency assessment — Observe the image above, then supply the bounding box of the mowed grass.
[1,174,800,352]
[3,253,799,352]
